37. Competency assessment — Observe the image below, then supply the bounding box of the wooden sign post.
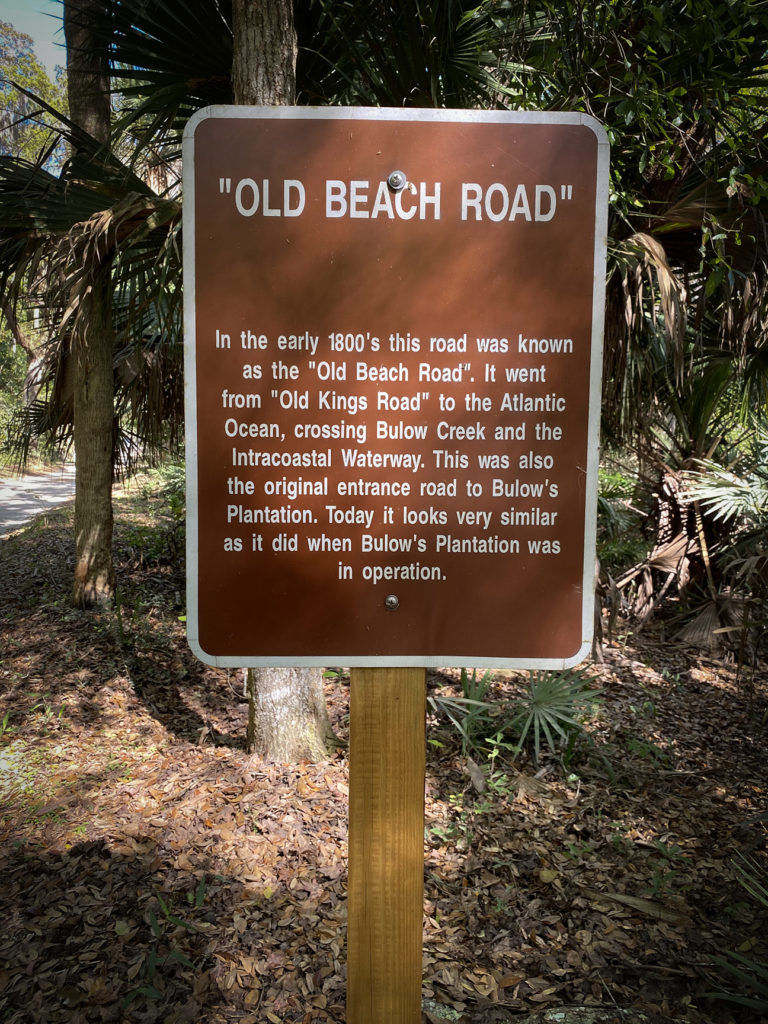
[347,668,426,1024]
[183,107,608,1022]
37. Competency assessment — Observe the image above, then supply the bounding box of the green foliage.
[0,709,14,738]
[687,428,768,530]
[427,669,500,757]
[427,791,475,848]
[679,429,768,659]
[0,94,184,472]
[514,0,768,214]
[598,467,636,535]
[710,856,768,1013]
[0,331,26,443]
[428,691,501,759]
[597,463,647,572]
[1,0,767,637]
[460,667,493,702]
[0,19,66,164]
[92,0,768,581]
[509,669,603,765]
[430,671,501,761]
[429,666,602,766]
[123,880,206,1009]
[428,771,522,850]
[302,0,523,109]
[154,458,186,516]
[91,0,234,160]
[507,0,768,462]
[139,458,186,538]
[107,461,186,585]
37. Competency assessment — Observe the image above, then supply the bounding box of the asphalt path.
[0,465,76,539]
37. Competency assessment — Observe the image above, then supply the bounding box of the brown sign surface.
[183,108,608,667]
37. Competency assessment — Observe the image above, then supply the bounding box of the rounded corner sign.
[183,107,609,669]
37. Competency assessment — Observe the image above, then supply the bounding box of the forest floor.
[0,478,766,1024]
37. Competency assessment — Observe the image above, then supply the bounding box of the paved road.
[0,465,76,539]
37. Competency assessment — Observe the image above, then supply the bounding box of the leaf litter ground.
[0,485,766,1023]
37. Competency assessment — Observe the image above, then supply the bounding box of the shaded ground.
[0,484,766,1023]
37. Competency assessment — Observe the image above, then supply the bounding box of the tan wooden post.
[347,667,426,1023]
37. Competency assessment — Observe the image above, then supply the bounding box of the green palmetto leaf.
[430,667,602,764]
[707,854,768,1011]
[687,459,768,526]
[428,693,501,756]
[733,853,768,910]
[511,670,602,763]
[711,953,768,1008]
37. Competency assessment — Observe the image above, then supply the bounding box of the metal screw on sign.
[384,594,400,610]
[387,170,407,192]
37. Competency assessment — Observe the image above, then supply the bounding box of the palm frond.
[686,451,768,526]
[0,93,183,471]
[301,0,522,109]
[91,0,233,157]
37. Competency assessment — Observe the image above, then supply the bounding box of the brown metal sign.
[183,108,609,667]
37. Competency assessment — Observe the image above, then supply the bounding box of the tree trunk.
[232,0,297,105]
[70,279,115,606]
[64,0,116,608]
[232,0,330,761]
[246,667,331,762]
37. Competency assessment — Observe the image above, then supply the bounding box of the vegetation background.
[0,2,767,1022]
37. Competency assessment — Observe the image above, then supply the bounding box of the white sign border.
[183,106,609,669]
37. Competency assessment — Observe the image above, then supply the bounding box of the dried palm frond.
[42,190,180,343]
[647,532,694,576]
[630,233,686,345]
[610,231,687,373]
[676,593,744,650]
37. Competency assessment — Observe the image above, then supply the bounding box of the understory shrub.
[710,854,768,1014]
[429,667,602,766]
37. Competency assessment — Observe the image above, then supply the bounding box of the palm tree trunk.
[71,278,115,606]
[232,0,297,105]
[232,0,330,760]
[65,0,115,607]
